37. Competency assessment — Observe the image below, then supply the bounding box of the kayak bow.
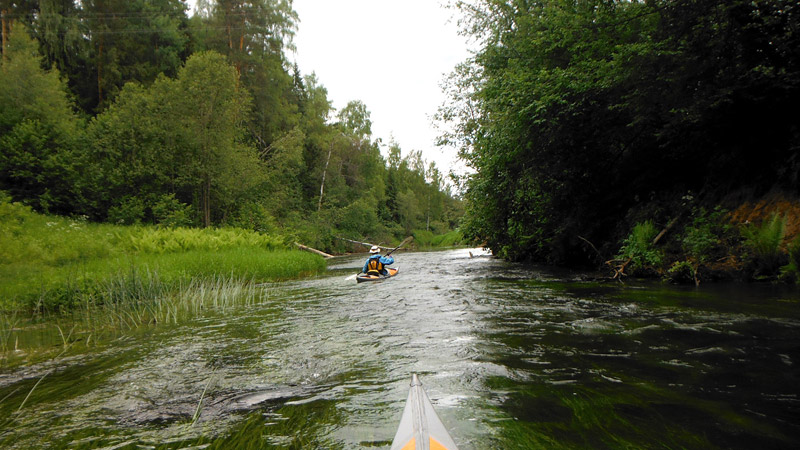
[390,374,460,450]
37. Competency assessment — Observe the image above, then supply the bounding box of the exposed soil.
[729,191,800,249]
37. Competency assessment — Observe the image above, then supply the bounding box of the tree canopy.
[0,1,462,251]
[442,0,799,263]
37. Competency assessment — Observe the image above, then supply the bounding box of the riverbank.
[0,198,327,313]
[608,191,800,285]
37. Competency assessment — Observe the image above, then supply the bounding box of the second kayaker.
[362,245,395,276]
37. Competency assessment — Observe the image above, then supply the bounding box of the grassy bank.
[412,229,465,249]
[0,197,326,312]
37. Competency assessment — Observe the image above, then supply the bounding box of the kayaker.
[362,245,394,276]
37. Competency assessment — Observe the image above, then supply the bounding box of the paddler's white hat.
[370,245,380,254]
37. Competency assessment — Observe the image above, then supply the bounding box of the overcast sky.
[188,0,472,176]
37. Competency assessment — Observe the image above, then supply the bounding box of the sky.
[187,0,472,177]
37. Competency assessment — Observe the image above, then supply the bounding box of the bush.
[682,207,731,263]
[431,230,463,247]
[108,197,145,225]
[616,221,662,275]
[152,193,195,228]
[741,213,788,279]
[779,236,800,283]
[413,229,435,246]
[673,206,735,283]
[667,260,696,284]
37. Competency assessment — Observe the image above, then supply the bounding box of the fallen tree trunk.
[333,237,392,251]
[295,242,334,258]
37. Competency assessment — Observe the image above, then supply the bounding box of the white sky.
[188,0,472,177]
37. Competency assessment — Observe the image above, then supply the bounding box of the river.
[1,248,798,449]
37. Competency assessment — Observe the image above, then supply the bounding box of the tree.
[86,51,257,226]
[0,27,83,214]
[445,0,800,263]
[78,0,190,112]
[174,51,253,227]
[191,0,300,146]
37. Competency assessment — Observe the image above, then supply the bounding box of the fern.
[742,213,787,278]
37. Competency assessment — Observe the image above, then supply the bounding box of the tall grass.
[413,229,465,248]
[0,196,325,312]
[0,196,327,365]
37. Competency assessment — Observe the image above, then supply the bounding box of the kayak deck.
[390,374,459,450]
[356,267,399,283]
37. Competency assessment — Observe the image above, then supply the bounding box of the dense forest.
[0,0,462,252]
[441,0,799,282]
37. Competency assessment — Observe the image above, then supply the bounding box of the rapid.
[1,248,798,448]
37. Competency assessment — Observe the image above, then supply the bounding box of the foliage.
[445,0,800,265]
[413,229,465,248]
[779,236,800,283]
[667,260,696,284]
[742,213,788,278]
[616,221,662,275]
[0,27,84,214]
[1,1,462,259]
[0,196,317,311]
[152,193,195,228]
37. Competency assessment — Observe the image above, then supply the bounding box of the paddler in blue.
[362,245,394,275]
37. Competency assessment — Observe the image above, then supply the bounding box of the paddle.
[345,236,413,280]
[385,235,414,257]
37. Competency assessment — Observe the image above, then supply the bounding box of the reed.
[1,197,326,364]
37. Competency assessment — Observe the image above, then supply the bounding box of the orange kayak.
[390,374,460,450]
[356,267,399,283]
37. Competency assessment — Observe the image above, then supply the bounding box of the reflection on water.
[1,248,799,449]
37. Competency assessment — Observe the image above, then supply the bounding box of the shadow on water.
[1,248,799,448]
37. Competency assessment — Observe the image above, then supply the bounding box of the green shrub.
[779,236,800,283]
[682,207,731,264]
[108,196,145,225]
[152,193,195,228]
[338,199,379,237]
[741,213,787,278]
[431,230,464,247]
[667,260,696,284]
[413,229,435,246]
[617,221,662,275]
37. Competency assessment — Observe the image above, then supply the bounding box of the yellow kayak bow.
[390,374,460,450]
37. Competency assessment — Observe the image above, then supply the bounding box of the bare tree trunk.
[203,176,211,227]
[295,242,334,258]
[1,10,8,63]
[318,142,333,211]
[97,36,104,104]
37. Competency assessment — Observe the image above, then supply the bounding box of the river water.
[1,248,799,449]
